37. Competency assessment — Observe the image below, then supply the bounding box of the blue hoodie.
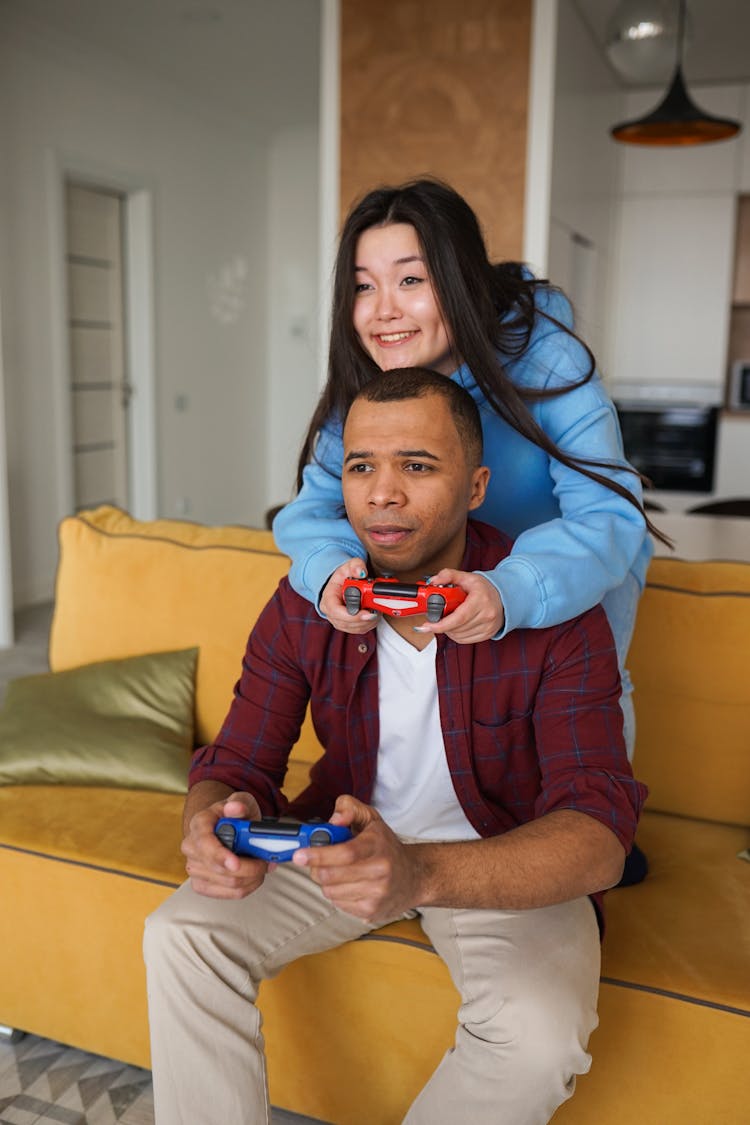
[273,284,653,639]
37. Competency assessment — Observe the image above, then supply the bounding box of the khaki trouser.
[143,862,600,1125]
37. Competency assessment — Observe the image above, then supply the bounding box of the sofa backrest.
[628,555,750,827]
[52,510,749,828]
[50,506,323,764]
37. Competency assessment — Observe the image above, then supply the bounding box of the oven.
[611,383,720,494]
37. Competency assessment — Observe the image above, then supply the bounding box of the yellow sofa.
[0,506,748,1123]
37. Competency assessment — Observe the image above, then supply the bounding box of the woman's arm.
[272,421,363,608]
[274,291,653,638]
[486,375,652,635]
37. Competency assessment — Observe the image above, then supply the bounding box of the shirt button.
[358,642,368,654]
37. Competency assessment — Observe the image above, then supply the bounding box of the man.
[144,368,646,1125]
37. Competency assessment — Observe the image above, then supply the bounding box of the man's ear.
[468,466,490,511]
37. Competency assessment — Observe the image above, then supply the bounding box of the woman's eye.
[401,275,423,286]
[355,282,372,294]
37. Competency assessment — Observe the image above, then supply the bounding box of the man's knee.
[460,986,596,1088]
[144,889,259,1010]
[520,995,594,1086]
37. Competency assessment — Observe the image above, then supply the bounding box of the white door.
[65,182,129,511]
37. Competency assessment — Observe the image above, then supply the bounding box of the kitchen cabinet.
[715,413,750,494]
[726,195,750,406]
[732,195,750,305]
[605,193,735,390]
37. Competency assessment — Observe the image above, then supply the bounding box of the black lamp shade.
[611,66,741,146]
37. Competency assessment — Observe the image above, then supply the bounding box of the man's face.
[342,393,489,580]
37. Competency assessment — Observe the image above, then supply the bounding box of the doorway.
[64,181,129,511]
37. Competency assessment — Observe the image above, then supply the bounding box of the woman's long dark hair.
[297,177,668,546]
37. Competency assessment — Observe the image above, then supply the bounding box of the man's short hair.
[351,368,484,468]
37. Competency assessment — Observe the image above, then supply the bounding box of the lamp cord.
[676,0,686,69]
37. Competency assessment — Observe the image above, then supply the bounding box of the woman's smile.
[353,223,455,376]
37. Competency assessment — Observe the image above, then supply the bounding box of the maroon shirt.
[191,521,647,920]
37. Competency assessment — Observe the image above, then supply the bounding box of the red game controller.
[342,577,466,622]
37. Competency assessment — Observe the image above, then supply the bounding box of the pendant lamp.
[610,0,741,146]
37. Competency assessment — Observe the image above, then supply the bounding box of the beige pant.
[143,863,601,1125]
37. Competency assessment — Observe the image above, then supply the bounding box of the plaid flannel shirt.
[190,520,647,922]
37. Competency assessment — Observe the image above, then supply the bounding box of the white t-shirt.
[371,619,480,842]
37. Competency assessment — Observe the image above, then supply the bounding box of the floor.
[0,1034,154,1125]
[0,603,54,704]
[0,1033,329,1123]
[0,607,329,1125]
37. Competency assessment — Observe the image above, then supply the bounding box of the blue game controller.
[214,816,352,861]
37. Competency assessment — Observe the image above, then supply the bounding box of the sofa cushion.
[49,506,324,772]
[0,648,197,792]
[601,810,750,1013]
[628,557,750,825]
[0,784,185,882]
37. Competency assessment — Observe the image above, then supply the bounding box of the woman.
[273,178,664,781]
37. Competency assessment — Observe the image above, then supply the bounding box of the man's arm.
[294,796,624,924]
[189,581,317,811]
[412,810,624,907]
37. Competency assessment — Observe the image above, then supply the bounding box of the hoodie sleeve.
[272,420,364,610]
[478,324,652,635]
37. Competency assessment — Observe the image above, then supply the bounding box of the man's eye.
[348,463,372,473]
[404,462,431,472]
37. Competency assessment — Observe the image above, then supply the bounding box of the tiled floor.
[0,1031,329,1124]
[0,1034,154,1125]
[0,610,329,1124]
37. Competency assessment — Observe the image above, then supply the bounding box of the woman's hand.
[415,569,506,644]
[319,557,379,635]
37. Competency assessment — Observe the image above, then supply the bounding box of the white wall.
[0,10,320,607]
[549,11,750,508]
[0,297,13,647]
[267,127,321,510]
[605,81,750,506]
[547,0,627,367]
[605,82,744,392]
[0,60,14,644]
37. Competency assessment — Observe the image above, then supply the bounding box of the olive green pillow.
[0,648,198,792]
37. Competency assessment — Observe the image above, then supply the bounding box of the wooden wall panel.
[340,0,532,262]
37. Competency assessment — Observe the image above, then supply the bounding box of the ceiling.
[3,0,749,119]
[572,0,750,87]
[0,0,320,134]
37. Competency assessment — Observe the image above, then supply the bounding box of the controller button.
[426,593,447,622]
[216,824,236,849]
[309,828,331,846]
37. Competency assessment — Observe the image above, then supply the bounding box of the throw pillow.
[0,647,198,792]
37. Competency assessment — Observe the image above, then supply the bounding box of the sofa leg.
[0,1024,25,1043]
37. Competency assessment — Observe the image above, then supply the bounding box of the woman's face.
[351,223,456,376]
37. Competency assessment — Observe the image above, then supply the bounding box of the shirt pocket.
[470,714,540,818]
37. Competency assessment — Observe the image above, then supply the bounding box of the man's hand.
[319,558,379,635]
[292,795,422,924]
[182,790,269,900]
[414,568,505,643]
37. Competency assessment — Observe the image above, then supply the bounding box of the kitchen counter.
[651,512,750,562]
